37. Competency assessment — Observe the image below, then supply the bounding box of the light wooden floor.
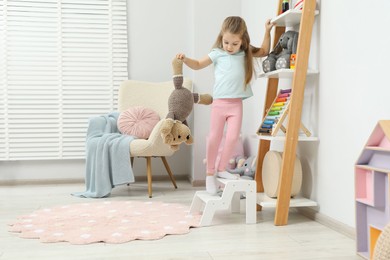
[1,180,362,260]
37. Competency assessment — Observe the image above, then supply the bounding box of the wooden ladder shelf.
[255,0,317,226]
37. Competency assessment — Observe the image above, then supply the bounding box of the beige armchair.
[118,78,192,198]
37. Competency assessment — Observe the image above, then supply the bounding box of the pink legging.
[206,98,242,174]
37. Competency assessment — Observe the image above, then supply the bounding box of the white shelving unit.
[258,68,319,79]
[271,9,319,27]
[257,193,317,208]
[255,0,318,225]
[253,134,319,142]
[254,132,318,209]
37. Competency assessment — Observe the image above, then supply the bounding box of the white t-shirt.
[208,48,253,100]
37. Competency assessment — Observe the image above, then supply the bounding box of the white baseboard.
[297,207,355,239]
[191,179,205,187]
[0,178,84,186]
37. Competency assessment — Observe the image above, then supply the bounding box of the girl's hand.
[176,53,186,60]
[265,19,274,32]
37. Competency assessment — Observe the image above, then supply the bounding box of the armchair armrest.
[129,119,175,157]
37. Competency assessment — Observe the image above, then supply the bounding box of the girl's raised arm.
[253,19,274,58]
[176,54,212,70]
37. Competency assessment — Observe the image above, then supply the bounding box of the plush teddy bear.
[227,155,257,180]
[161,58,212,148]
[166,58,213,126]
[160,119,193,151]
[262,30,299,73]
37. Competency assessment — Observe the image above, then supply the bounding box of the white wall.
[314,0,390,227]
[126,0,194,177]
[3,0,390,230]
[243,0,390,228]
[240,1,278,157]
[128,0,242,183]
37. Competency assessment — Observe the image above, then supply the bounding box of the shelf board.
[253,134,319,142]
[365,146,390,152]
[370,224,385,231]
[257,193,318,208]
[272,9,320,27]
[258,68,319,79]
[357,251,369,260]
[356,198,375,207]
[355,164,390,174]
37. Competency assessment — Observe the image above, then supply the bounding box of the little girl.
[177,16,274,194]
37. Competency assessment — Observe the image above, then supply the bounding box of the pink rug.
[8,200,202,245]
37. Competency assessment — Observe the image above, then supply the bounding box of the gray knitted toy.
[167,58,212,126]
[227,155,257,180]
[160,58,213,147]
[262,30,299,73]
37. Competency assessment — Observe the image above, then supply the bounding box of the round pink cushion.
[117,106,160,139]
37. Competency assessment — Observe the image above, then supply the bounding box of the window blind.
[0,0,128,160]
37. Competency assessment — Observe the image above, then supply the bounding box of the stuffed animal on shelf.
[160,119,193,151]
[161,58,212,148]
[227,155,257,180]
[262,30,299,73]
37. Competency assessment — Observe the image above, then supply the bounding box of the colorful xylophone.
[257,88,292,136]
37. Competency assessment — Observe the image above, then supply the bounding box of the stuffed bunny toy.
[227,156,257,180]
[262,30,299,73]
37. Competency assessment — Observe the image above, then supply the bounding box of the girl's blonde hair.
[213,16,259,87]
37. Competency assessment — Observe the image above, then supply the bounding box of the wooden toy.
[256,88,311,137]
[355,120,390,259]
[262,150,302,198]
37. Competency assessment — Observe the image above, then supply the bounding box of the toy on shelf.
[294,0,304,10]
[282,0,289,13]
[256,88,311,137]
[262,30,299,73]
[262,150,302,198]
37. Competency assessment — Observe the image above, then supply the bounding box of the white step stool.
[190,178,257,226]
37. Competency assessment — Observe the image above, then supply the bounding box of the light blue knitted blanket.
[72,112,135,198]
